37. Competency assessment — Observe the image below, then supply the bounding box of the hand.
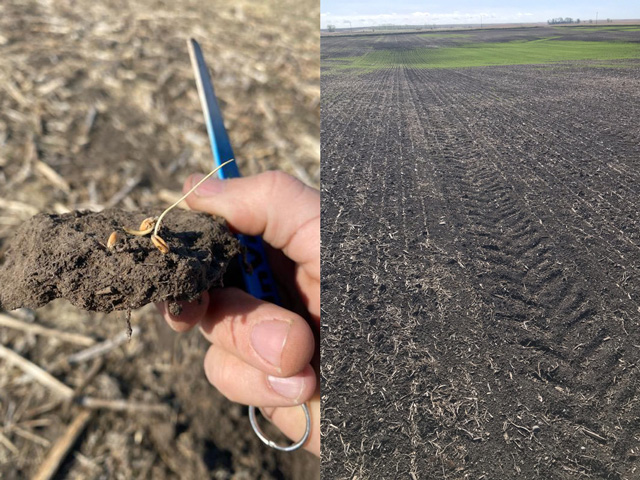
[158,170,320,456]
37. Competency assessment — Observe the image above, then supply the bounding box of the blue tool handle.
[237,234,280,305]
[188,38,281,305]
[216,166,281,305]
[212,156,281,305]
[214,158,281,305]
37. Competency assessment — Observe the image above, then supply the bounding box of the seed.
[151,234,169,254]
[139,217,157,231]
[107,231,118,249]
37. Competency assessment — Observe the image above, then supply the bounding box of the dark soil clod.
[168,301,183,317]
[0,208,241,313]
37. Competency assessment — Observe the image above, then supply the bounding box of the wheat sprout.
[122,159,235,254]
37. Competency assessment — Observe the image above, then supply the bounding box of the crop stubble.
[322,28,640,479]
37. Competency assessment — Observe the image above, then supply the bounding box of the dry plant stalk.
[0,344,74,399]
[122,159,234,254]
[0,313,95,346]
[31,410,93,480]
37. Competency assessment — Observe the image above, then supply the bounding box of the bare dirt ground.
[0,0,319,478]
[321,29,640,479]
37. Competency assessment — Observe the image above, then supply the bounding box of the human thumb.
[183,170,319,274]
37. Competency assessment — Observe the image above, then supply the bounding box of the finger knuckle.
[260,170,300,196]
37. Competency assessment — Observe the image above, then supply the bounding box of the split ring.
[249,403,311,452]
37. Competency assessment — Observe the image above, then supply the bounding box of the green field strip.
[555,25,640,32]
[325,39,640,70]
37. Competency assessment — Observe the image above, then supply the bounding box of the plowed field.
[321,26,640,479]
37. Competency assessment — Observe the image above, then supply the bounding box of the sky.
[320,1,640,29]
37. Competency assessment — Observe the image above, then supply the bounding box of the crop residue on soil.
[0,208,241,312]
[322,26,640,480]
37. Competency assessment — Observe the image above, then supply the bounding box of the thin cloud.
[322,11,491,27]
[320,2,639,28]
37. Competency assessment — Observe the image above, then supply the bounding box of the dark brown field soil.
[0,209,240,312]
[321,28,640,479]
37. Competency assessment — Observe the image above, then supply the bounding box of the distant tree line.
[548,17,580,25]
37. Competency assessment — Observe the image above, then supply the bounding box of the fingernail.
[267,375,304,401]
[191,174,224,196]
[251,319,291,368]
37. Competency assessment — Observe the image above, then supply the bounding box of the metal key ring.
[249,403,311,452]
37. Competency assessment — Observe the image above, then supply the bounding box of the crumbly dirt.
[0,209,240,313]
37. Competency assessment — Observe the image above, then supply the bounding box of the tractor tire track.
[408,65,637,362]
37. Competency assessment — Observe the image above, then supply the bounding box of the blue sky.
[321,1,640,28]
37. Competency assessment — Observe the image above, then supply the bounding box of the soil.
[321,28,640,479]
[0,209,240,313]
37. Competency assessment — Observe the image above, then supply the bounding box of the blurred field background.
[0,0,319,478]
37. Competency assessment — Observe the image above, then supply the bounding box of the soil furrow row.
[322,29,640,479]
[406,68,580,340]
[410,67,640,330]
[449,67,640,219]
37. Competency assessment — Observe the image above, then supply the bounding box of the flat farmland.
[321,27,640,479]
